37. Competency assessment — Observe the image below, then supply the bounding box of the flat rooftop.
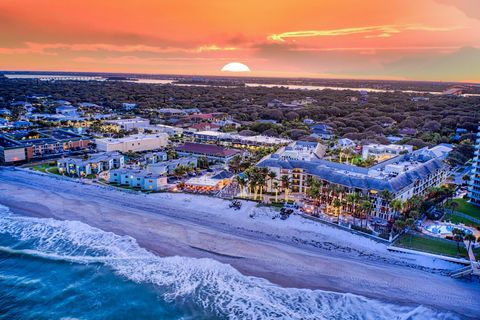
[96,133,167,144]
[43,129,83,141]
[0,136,24,148]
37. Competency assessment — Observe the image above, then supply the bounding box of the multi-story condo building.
[57,152,125,177]
[0,129,91,164]
[108,169,167,191]
[258,142,452,221]
[468,127,480,206]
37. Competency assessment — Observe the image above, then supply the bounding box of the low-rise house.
[13,121,32,128]
[157,108,187,117]
[109,169,167,191]
[188,122,220,132]
[386,136,403,144]
[175,142,241,163]
[78,102,101,109]
[183,108,201,114]
[0,109,12,116]
[57,152,125,177]
[183,170,233,193]
[147,157,198,175]
[122,103,137,111]
[213,119,241,129]
[55,105,78,117]
[310,124,333,140]
[96,133,168,153]
[188,113,215,123]
[399,128,417,136]
[336,138,356,150]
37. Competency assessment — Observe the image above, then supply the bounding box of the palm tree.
[452,228,466,254]
[273,181,280,202]
[346,193,356,215]
[235,175,247,198]
[449,201,459,214]
[281,175,291,202]
[257,172,267,202]
[333,198,342,222]
[360,200,372,228]
[267,170,277,196]
[390,199,404,221]
[380,189,394,207]
[229,155,242,173]
[464,233,476,253]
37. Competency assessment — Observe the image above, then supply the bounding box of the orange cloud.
[0,42,238,55]
[268,24,463,42]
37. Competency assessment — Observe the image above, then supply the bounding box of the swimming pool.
[424,223,472,235]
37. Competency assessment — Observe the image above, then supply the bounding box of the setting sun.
[221,62,251,73]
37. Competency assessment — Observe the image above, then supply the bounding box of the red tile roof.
[175,142,240,157]
[189,122,220,131]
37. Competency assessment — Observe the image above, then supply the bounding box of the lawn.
[447,198,480,220]
[443,212,480,228]
[32,163,56,173]
[394,233,468,258]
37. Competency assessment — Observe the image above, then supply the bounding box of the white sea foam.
[0,208,460,320]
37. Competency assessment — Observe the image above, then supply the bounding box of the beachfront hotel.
[468,126,480,206]
[95,133,168,153]
[257,142,452,221]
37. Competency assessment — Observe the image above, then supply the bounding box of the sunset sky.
[1,0,479,82]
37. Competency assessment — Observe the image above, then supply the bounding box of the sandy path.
[0,168,479,318]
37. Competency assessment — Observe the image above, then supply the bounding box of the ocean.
[0,204,461,320]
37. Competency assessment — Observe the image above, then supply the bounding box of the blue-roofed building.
[122,103,137,111]
[13,121,32,128]
[258,142,452,221]
[310,124,333,140]
[468,126,480,206]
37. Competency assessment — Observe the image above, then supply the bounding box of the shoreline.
[1,168,479,318]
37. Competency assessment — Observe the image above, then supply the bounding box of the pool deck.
[421,220,479,239]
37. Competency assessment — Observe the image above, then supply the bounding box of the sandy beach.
[0,167,479,318]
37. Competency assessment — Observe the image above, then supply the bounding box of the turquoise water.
[0,204,461,320]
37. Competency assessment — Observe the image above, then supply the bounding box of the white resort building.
[257,142,452,221]
[95,133,168,153]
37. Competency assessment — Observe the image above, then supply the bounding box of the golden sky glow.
[0,0,479,81]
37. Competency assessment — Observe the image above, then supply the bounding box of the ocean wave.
[0,206,460,320]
